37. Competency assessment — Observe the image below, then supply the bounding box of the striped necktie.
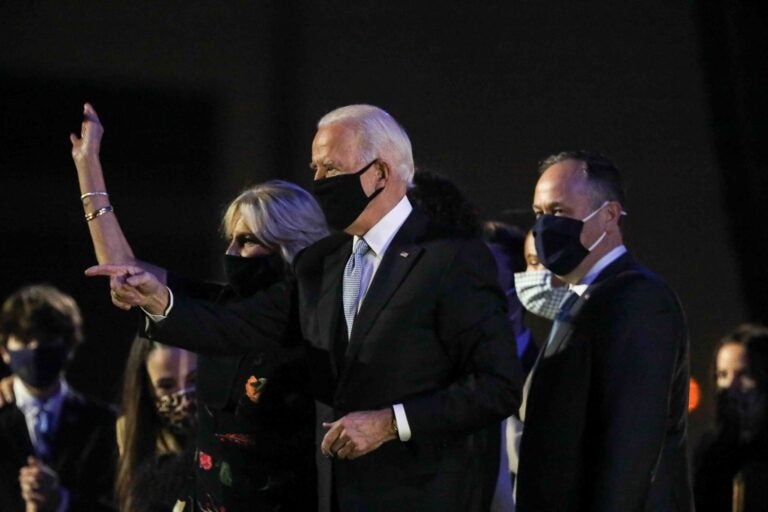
[342,239,372,338]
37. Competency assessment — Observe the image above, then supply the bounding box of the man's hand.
[0,376,15,408]
[321,408,398,460]
[19,457,62,511]
[85,264,169,313]
[70,103,103,163]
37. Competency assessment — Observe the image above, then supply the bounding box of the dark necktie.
[34,402,55,462]
[541,290,580,357]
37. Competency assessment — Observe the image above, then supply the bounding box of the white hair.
[318,104,414,183]
[222,180,329,263]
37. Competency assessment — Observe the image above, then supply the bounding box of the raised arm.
[71,103,167,283]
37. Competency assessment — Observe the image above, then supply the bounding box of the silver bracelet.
[85,205,114,222]
[80,191,109,201]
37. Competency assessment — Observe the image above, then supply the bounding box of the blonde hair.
[318,104,414,183]
[222,180,329,263]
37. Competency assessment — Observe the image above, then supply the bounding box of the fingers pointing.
[85,264,144,278]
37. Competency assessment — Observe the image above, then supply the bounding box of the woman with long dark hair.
[115,338,196,512]
[694,323,768,512]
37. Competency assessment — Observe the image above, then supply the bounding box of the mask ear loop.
[582,201,609,252]
[587,232,607,251]
[581,201,609,222]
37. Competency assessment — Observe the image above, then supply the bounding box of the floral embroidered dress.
[161,271,317,512]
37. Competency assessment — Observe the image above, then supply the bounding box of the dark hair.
[712,323,768,391]
[482,221,527,274]
[408,169,481,236]
[0,284,83,350]
[116,337,180,512]
[538,150,626,208]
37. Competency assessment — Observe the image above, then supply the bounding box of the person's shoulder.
[404,206,474,243]
[584,259,684,330]
[421,229,492,267]
[591,256,677,302]
[409,209,482,249]
[619,264,679,306]
[294,232,350,275]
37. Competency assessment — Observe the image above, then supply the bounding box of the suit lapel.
[0,405,33,464]
[525,252,640,422]
[343,210,428,368]
[539,252,636,358]
[542,294,586,357]
[51,392,81,471]
[318,239,351,374]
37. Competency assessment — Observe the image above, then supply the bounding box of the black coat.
[159,277,317,512]
[694,424,768,512]
[517,253,693,512]
[0,386,116,512]
[150,208,522,512]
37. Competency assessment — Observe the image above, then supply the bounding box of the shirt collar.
[569,245,628,296]
[354,195,413,257]
[14,376,68,415]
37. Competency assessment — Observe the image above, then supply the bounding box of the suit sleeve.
[65,402,118,512]
[401,239,523,438]
[588,279,687,510]
[146,279,295,356]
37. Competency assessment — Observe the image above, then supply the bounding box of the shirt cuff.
[142,286,174,322]
[392,403,412,442]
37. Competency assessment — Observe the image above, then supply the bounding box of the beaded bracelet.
[80,191,109,201]
[85,205,114,222]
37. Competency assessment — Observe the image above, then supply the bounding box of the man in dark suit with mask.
[89,105,522,512]
[515,151,693,511]
[0,285,115,512]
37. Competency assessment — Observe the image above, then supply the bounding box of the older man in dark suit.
[0,285,115,512]
[515,151,693,511]
[89,105,522,512]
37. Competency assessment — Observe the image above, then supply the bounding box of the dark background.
[1,1,766,446]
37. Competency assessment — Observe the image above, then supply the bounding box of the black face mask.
[223,252,286,298]
[717,387,767,443]
[8,342,69,389]
[532,202,608,276]
[312,160,383,231]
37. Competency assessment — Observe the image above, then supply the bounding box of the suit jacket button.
[252,353,264,365]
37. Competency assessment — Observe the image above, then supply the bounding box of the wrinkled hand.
[0,376,14,408]
[321,408,397,460]
[70,103,103,162]
[19,457,61,510]
[85,264,169,314]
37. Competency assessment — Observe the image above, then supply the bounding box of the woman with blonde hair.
[71,103,327,511]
